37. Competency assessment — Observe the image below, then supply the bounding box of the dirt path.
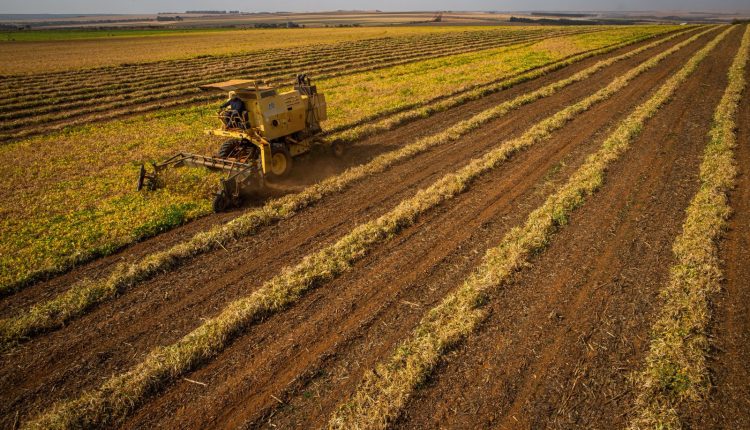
[385,26,740,430]
[0,28,715,428]
[115,30,724,430]
[683,46,750,429]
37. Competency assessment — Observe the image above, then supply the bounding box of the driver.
[218,91,247,129]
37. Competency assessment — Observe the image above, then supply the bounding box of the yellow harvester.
[137,74,338,211]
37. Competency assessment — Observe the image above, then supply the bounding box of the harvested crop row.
[0,30,594,136]
[0,27,582,93]
[0,28,582,108]
[0,28,678,142]
[1,26,539,76]
[327,26,732,430]
[0,33,521,115]
[628,24,750,430]
[0,39,568,138]
[0,33,549,129]
[0,35,516,112]
[0,31,521,110]
[0,28,543,85]
[0,31,651,142]
[0,26,705,347]
[329,27,697,143]
[7,29,564,91]
[22,25,711,429]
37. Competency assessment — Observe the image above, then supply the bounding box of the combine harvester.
[137,74,337,211]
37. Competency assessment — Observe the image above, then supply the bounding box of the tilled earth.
[1,25,748,429]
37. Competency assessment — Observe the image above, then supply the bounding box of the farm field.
[0,25,518,73]
[0,25,671,292]
[1,21,749,430]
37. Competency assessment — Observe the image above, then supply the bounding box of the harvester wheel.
[269,147,293,178]
[212,190,231,212]
[217,139,241,159]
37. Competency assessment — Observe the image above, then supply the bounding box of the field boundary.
[327,26,732,430]
[22,25,718,428]
[628,24,750,430]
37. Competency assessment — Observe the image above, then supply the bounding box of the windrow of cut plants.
[629,23,750,430]
[0,27,601,141]
[329,25,732,430]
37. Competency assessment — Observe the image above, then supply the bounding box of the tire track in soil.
[0,29,712,428]
[111,31,719,430]
[683,46,750,429]
[0,28,699,315]
[386,26,740,430]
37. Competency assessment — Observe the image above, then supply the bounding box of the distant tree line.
[184,10,241,14]
[509,16,634,25]
[530,12,596,18]
[254,21,304,28]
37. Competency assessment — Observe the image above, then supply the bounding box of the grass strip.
[328,26,733,430]
[628,24,750,430]
[0,26,707,347]
[23,26,720,430]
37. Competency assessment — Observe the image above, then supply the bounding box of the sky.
[0,0,748,14]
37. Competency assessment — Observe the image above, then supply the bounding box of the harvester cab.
[137,74,337,212]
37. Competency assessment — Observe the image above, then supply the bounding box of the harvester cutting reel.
[136,152,264,212]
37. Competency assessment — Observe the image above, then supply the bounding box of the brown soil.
[683,46,750,429]
[390,26,741,430]
[0,27,734,429]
